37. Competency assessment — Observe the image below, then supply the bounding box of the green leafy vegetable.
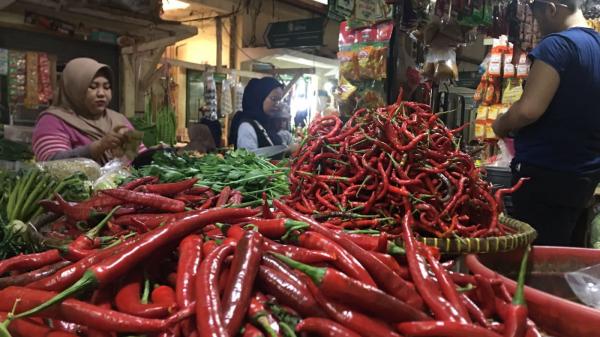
[132,150,289,201]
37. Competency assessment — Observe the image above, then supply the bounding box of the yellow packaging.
[475,106,488,139]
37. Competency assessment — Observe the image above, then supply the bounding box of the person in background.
[273,109,293,146]
[32,58,144,165]
[228,77,296,156]
[492,0,600,246]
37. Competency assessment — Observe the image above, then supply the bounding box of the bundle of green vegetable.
[133,150,289,201]
[0,168,91,258]
[156,105,177,145]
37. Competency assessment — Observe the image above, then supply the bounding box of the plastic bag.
[93,159,131,191]
[422,47,458,82]
[565,263,600,309]
[37,158,101,181]
[488,139,514,168]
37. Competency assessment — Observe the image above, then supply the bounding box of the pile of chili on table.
[0,174,540,337]
[287,98,527,238]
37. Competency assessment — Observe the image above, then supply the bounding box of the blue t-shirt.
[515,27,600,173]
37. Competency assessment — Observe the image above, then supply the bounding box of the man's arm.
[492,60,561,138]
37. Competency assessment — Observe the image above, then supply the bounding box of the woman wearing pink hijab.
[32,58,144,165]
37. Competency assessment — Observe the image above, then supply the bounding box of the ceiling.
[3,0,196,44]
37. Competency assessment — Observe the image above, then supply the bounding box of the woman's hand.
[90,125,127,159]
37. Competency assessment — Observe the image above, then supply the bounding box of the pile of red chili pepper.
[287,98,527,238]
[0,187,540,337]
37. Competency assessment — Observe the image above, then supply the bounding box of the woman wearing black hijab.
[229,77,295,156]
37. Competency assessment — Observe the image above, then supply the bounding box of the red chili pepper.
[304,278,401,337]
[175,194,206,204]
[176,235,202,309]
[15,208,256,325]
[0,286,186,333]
[102,189,186,213]
[372,252,410,280]
[422,247,470,323]
[0,312,54,337]
[214,187,231,207]
[199,197,214,210]
[114,273,173,318]
[297,231,375,287]
[202,240,219,256]
[274,200,423,309]
[474,275,497,317]
[296,317,362,337]
[400,211,460,322]
[0,250,62,276]
[27,234,144,291]
[396,321,503,337]
[53,194,96,221]
[114,211,200,229]
[228,191,243,205]
[142,178,199,196]
[273,253,429,323]
[260,255,307,290]
[151,285,177,309]
[243,323,266,337]
[500,247,530,337]
[494,178,529,212]
[263,238,336,264]
[185,186,211,195]
[88,288,117,337]
[195,242,235,337]
[460,293,489,328]
[256,266,325,318]
[246,218,309,239]
[448,271,475,286]
[222,231,264,336]
[120,176,159,190]
[247,292,280,337]
[0,261,71,289]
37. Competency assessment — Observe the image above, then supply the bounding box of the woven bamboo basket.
[398,216,537,255]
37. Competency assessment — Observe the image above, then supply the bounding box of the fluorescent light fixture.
[312,0,328,4]
[163,0,190,11]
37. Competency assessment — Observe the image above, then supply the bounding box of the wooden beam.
[121,29,195,54]
[282,73,302,97]
[216,16,222,68]
[229,14,237,69]
[159,58,266,79]
[121,53,135,117]
[140,47,167,90]
[260,67,316,76]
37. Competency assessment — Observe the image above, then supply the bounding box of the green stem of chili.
[513,246,530,306]
[271,253,325,285]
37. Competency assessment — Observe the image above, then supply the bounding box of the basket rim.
[405,215,537,254]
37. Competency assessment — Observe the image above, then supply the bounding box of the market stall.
[1,87,600,337]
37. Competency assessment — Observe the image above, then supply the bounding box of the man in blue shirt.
[493,0,600,246]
